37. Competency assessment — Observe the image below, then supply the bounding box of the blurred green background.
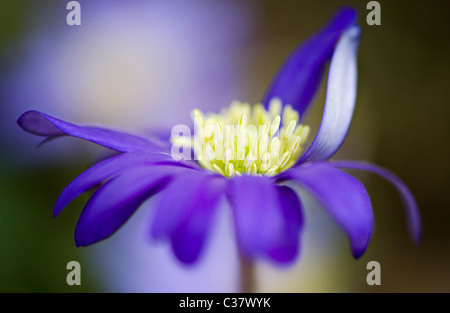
[1,0,449,292]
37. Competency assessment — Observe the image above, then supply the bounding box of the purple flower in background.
[3,0,253,167]
[17,7,421,265]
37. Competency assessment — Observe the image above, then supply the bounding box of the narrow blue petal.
[54,151,193,217]
[269,186,304,263]
[227,175,304,264]
[262,7,357,117]
[74,165,191,247]
[17,110,166,152]
[151,171,226,264]
[299,25,361,163]
[283,162,373,258]
[330,160,422,244]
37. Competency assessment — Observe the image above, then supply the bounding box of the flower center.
[175,99,309,177]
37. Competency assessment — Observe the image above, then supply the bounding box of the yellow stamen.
[175,99,310,178]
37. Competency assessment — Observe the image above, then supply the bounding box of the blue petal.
[54,151,194,217]
[299,25,361,163]
[282,162,373,258]
[74,165,192,247]
[17,110,166,152]
[227,175,304,264]
[330,160,422,244]
[262,7,357,117]
[151,171,226,264]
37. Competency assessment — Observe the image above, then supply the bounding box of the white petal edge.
[300,25,361,163]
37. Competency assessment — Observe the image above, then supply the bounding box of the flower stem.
[239,252,255,293]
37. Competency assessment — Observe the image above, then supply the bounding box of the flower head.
[17,7,421,265]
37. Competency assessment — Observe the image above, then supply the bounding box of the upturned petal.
[17,110,165,152]
[300,25,361,163]
[151,171,226,264]
[227,175,303,264]
[280,162,373,258]
[74,165,192,247]
[262,7,357,117]
[330,160,422,244]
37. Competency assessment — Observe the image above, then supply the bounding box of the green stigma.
[173,99,310,178]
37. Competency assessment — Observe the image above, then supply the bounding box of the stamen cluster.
[175,99,310,177]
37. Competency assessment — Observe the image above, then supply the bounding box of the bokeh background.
[1,0,449,292]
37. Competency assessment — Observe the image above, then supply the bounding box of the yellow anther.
[236,123,247,161]
[223,148,234,164]
[298,125,310,144]
[270,115,281,137]
[269,98,282,118]
[282,105,299,126]
[224,125,234,149]
[269,137,281,158]
[192,109,204,128]
[281,160,296,171]
[236,139,246,161]
[238,113,247,132]
[287,136,301,153]
[258,133,269,158]
[279,151,291,168]
[216,120,223,133]
[205,144,215,161]
[262,121,270,136]
[284,120,297,138]
[253,103,267,125]
[225,162,235,177]
[265,166,279,176]
[260,152,271,171]
[212,164,225,176]
[247,163,258,175]
[244,152,256,169]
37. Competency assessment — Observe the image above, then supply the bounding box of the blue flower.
[17,7,421,265]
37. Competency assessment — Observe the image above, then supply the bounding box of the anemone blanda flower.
[17,7,421,265]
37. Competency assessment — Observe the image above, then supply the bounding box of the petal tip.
[53,198,67,218]
[268,248,300,265]
[53,208,61,219]
[172,241,202,265]
[74,231,90,247]
[175,254,198,265]
[352,248,366,259]
[17,110,38,130]
[334,6,358,23]
[412,232,423,245]
[347,24,362,40]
